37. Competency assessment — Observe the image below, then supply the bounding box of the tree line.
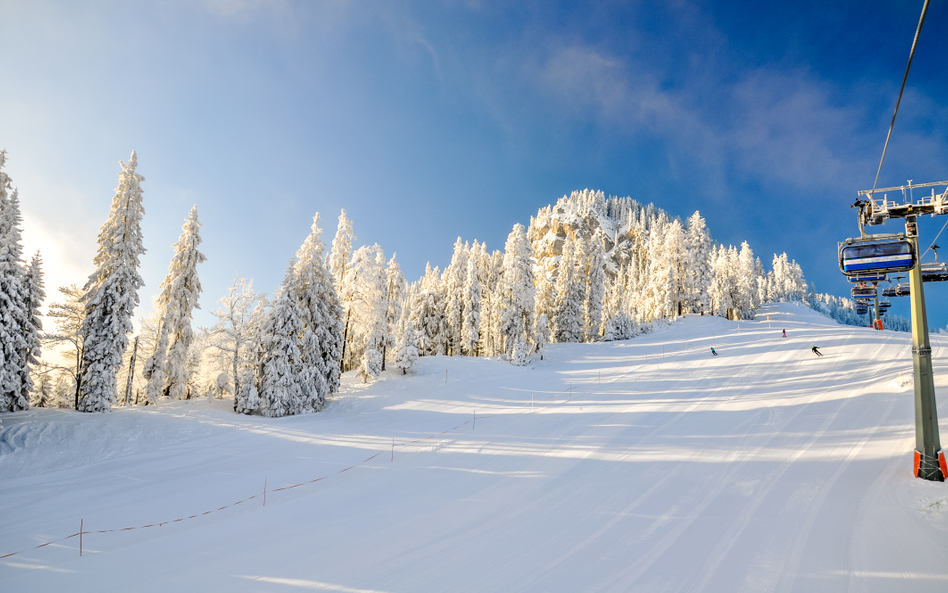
[1,154,812,416]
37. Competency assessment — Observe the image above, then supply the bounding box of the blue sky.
[2,0,947,330]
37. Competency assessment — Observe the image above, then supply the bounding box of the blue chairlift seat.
[839,239,916,276]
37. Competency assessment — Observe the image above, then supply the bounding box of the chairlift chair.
[839,238,916,276]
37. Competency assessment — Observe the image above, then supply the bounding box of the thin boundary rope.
[868,0,930,200]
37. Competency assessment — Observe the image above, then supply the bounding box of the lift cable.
[868,0,931,200]
[920,216,948,260]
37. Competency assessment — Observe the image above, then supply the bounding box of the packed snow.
[2,302,947,592]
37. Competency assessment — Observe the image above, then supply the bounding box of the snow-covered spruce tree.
[479,249,505,356]
[409,263,445,357]
[394,303,419,375]
[735,241,758,320]
[329,209,355,293]
[257,263,306,417]
[78,152,147,413]
[442,238,469,356]
[0,153,37,412]
[553,233,584,343]
[383,253,406,368]
[461,255,481,356]
[292,213,344,409]
[534,313,550,360]
[148,206,206,400]
[584,235,606,341]
[500,223,535,359]
[141,325,168,405]
[684,211,713,314]
[234,369,260,415]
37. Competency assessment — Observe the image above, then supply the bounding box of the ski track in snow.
[1,303,947,592]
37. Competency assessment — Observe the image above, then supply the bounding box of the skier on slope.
[811,345,822,357]
[710,347,718,356]
[782,329,786,338]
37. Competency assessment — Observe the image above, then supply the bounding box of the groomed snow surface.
[2,303,947,592]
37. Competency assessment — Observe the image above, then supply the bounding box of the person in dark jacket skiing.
[782,329,786,338]
[811,345,822,357]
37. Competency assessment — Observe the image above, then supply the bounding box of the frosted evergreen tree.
[141,325,168,405]
[460,256,481,356]
[442,238,469,356]
[293,213,344,410]
[234,369,260,415]
[78,151,146,413]
[684,211,713,314]
[410,263,444,356]
[553,234,584,343]
[0,153,34,412]
[584,235,606,341]
[510,334,530,367]
[149,206,206,400]
[500,223,535,359]
[23,251,45,373]
[382,253,406,368]
[257,263,305,417]
[394,310,419,375]
[329,209,355,292]
[479,249,505,356]
[735,241,757,319]
[534,313,550,360]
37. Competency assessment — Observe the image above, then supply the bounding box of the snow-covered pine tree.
[383,253,406,368]
[442,238,469,356]
[329,209,355,293]
[410,263,444,357]
[77,151,146,413]
[257,262,306,417]
[684,211,713,314]
[500,224,535,359]
[292,213,344,411]
[553,233,584,343]
[142,325,168,405]
[534,313,550,360]
[584,235,606,341]
[234,369,260,415]
[151,206,206,400]
[23,251,44,377]
[394,303,419,374]
[479,249,504,357]
[735,241,757,320]
[461,255,481,356]
[0,153,35,412]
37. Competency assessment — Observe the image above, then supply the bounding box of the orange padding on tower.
[914,450,922,477]
[939,451,948,480]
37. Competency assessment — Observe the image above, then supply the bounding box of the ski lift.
[921,262,948,282]
[855,303,869,315]
[882,283,911,297]
[879,300,892,310]
[851,286,877,299]
[839,238,916,276]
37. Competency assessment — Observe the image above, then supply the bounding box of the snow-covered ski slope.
[2,302,948,592]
